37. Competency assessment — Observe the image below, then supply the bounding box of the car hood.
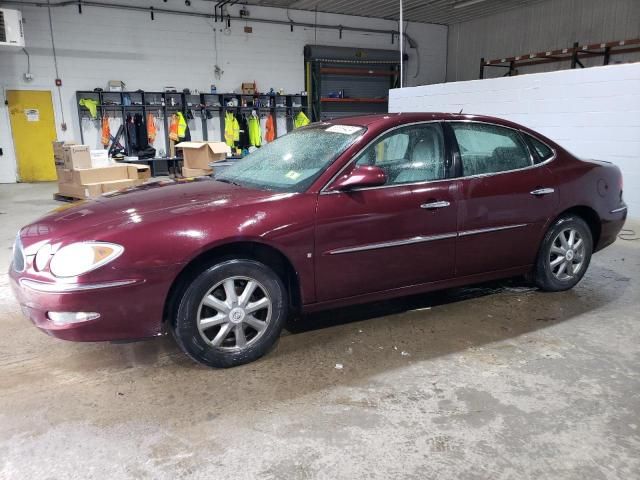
[19,178,290,251]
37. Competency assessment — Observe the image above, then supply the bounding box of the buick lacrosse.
[10,113,627,367]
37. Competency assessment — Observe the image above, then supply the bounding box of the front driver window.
[451,122,532,176]
[355,123,446,185]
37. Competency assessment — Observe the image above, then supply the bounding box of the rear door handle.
[421,200,450,209]
[530,188,555,196]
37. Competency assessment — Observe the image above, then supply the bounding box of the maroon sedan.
[10,113,627,367]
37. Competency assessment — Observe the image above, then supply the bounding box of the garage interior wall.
[389,62,640,217]
[447,0,640,82]
[0,1,448,183]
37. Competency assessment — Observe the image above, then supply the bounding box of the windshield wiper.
[216,178,242,187]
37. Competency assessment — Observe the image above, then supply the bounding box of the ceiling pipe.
[2,0,418,46]
[399,0,403,88]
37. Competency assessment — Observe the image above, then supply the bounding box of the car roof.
[327,112,530,131]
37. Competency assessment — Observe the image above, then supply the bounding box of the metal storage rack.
[76,90,311,154]
[304,45,401,121]
[479,37,640,79]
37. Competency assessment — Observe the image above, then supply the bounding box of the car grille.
[13,235,25,272]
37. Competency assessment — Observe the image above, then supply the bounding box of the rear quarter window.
[527,135,554,163]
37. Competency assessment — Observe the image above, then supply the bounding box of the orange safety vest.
[169,114,179,142]
[265,114,275,142]
[147,113,157,143]
[100,116,110,147]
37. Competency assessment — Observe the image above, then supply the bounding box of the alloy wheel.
[549,227,586,281]
[197,276,272,351]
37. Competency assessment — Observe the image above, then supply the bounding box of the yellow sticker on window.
[285,171,301,180]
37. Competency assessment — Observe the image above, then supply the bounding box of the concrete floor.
[1,182,639,480]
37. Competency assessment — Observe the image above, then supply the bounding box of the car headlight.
[34,243,53,271]
[49,242,124,278]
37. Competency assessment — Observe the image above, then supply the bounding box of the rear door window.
[451,123,532,176]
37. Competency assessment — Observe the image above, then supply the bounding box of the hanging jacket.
[237,113,250,150]
[248,115,262,147]
[126,114,138,155]
[100,116,110,147]
[147,113,157,143]
[265,114,275,143]
[294,111,310,128]
[169,114,179,142]
[224,111,240,147]
[79,98,99,119]
[176,112,188,139]
[134,113,148,151]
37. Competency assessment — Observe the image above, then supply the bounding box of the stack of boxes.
[54,141,151,199]
[177,141,231,177]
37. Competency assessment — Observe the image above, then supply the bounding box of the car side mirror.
[328,165,387,191]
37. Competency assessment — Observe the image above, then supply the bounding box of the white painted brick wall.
[0,1,447,183]
[390,63,640,217]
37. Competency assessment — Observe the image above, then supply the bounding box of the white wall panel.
[390,63,640,217]
[0,1,449,182]
[447,0,640,82]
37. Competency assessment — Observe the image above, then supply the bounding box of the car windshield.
[215,124,365,192]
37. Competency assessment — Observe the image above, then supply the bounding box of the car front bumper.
[9,267,176,342]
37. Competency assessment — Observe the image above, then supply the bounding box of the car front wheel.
[533,215,593,292]
[173,259,288,368]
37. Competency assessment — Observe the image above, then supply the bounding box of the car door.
[314,122,459,302]
[447,121,558,277]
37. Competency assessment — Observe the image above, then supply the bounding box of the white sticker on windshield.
[325,125,362,135]
[285,170,301,180]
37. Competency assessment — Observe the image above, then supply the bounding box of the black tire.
[533,215,593,292]
[172,259,288,368]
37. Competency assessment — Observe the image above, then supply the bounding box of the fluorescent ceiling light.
[453,0,489,8]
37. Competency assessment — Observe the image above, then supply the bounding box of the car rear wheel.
[173,259,288,368]
[533,215,593,292]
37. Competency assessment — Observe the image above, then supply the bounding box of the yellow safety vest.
[224,112,240,147]
[176,112,187,138]
[294,111,310,128]
[248,116,261,147]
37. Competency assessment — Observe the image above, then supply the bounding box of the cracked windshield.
[216,124,365,192]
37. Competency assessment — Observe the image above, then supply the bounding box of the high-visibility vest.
[248,116,261,147]
[224,112,240,147]
[79,98,98,119]
[100,116,110,147]
[176,112,187,138]
[147,113,157,142]
[294,111,310,128]
[265,114,275,142]
[169,114,179,142]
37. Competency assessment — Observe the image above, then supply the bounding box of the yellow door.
[7,90,58,182]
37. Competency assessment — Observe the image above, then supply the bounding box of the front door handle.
[421,200,450,209]
[530,188,555,196]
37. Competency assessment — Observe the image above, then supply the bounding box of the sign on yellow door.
[7,90,58,182]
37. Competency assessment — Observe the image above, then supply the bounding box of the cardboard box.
[72,164,131,185]
[108,80,124,92]
[127,163,151,180]
[57,182,103,199]
[53,140,77,165]
[182,166,213,177]
[176,141,230,169]
[55,166,74,185]
[100,178,141,194]
[90,149,111,168]
[63,145,92,170]
[58,176,142,199]
[55,163,146,200]
[241,82,256,95]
